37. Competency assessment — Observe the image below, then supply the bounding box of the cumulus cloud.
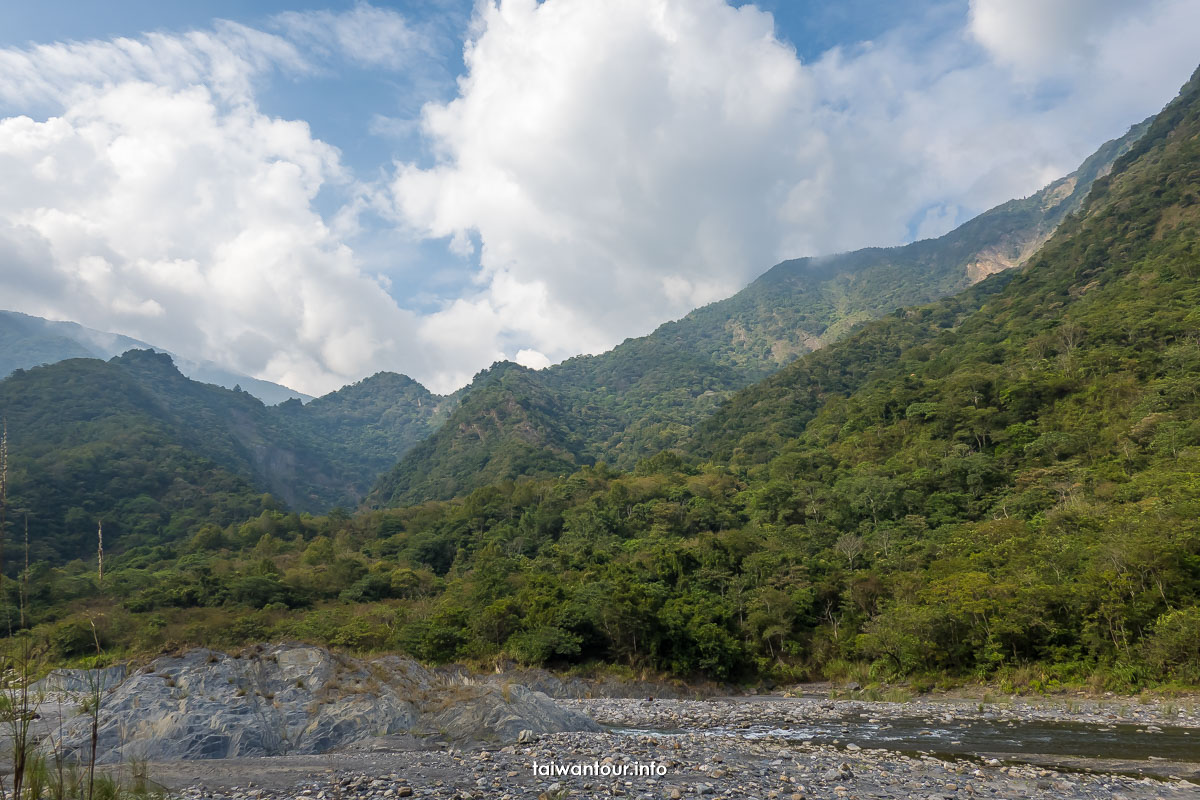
[392,0,1200,375]
[968,0,1134,77]
[393,0,828,380]
[0,8,448,396]
[0,80,433,395]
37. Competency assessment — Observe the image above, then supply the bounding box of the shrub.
[505,626,582,666]
[1142,606,1200,683]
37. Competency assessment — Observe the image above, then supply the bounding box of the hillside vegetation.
[10,68,1199,691]
[0,117,1146,538]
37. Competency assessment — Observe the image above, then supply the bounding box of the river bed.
[615,714,1198,765]
[576,695,1200,782]
[144,694,1200,799]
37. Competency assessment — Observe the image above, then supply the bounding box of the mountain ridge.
[370,118,1150,506]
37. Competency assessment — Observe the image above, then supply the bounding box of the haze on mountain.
[0,310,311,405]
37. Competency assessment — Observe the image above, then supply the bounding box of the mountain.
[277,371,458,492]
[0,311,147,376]
[0,119,1150,518]
[370,363,591,506]
[0,351,306,561]
[0,353,451,560]
[172,358,313,406]
[658,118,1150,382]
[369,339,746,506]
[371,120,1148,506]
[0,310,311,405]
[10,64,1200,687]
[338,64,1200,679]
[690,77,1194,468]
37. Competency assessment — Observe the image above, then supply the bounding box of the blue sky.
[1,0,1197,395]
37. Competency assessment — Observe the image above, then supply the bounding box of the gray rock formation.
[33,664,127,694]
[44,644,598,763]
[419,683,594,741]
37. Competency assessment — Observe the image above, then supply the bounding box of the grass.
[21,757,169,800]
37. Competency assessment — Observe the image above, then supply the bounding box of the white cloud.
[515,348,551,370]
[394,0,811,367]
[0,21,308,108]
[0,79,435,395]
[392,0,1200,373]
[0,11,453,396]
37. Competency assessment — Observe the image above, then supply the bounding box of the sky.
[0,1,1198,396]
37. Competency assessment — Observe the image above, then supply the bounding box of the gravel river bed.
[140,695,1200,799]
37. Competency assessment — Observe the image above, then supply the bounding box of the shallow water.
[616,714,1199,764]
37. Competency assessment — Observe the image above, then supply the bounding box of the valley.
[2,4,1199,799]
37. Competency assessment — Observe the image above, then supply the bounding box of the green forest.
[1,68,1198,694]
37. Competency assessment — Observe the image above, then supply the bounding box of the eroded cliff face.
[38,643,599,762]
[964,234,1047,283]
[964,175,1079,284]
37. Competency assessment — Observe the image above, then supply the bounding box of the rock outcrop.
[42,644,598,763]
[34,664,127,693]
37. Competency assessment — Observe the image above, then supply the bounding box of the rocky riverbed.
[582,692,1200,729]
[24,646,1200,798]
[142,695,1199,799]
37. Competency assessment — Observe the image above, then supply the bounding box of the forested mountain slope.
[658,119,1149,381]
[1,352,297,561]
[361,65,1200,681]
[276,371,456,492]
[369,341,746,506]
[0,122,1148,521]
[692,76,1197,470]
[373,122,1147,505]
[0,354,451,560]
